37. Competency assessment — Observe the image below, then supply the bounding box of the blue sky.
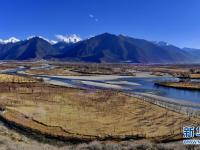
[0,0,200,48]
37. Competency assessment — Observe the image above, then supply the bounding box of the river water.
[3,66,200,104]
[38,75,200,103]
[117,77,200,103]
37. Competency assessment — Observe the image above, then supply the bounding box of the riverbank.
[155,81,200,90]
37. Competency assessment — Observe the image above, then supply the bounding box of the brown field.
[0,74,198,143]
[0,74,38,83]
[190,74,200,79]
[25,63,200,77]
[26,67,83,76]
[155,81,200,90]
[26,66,136,76]
[2,61,200,77]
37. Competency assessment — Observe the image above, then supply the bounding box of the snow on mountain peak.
[27,36,57,44]
[0,39,3,44]
[55,34,82,43]
[0,34,82,45]
[0,37,20,44]
[153,41,171,46]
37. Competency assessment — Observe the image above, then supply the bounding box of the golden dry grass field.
[190,74,200,79]
[0,74,37,83]
[0,74,198,143]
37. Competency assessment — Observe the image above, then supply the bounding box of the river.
[3,65,200,104]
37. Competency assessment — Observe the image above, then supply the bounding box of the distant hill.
[0,33,199,63]
[183,48,200,59]
[0,37,58,60]
[53,33,196,63]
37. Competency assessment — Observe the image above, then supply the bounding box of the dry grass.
[0,74,37,83]
[0,79,198,142]
[190,74,200,79]
[26,68,82,76]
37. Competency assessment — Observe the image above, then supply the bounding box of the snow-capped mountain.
[152,41,171,46]
[0,34,82,45]
[27,36,57,44]
[0,33,199,63]
[0,37,20,44]
[55,34,82,43]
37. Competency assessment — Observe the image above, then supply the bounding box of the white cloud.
[55,34,82,43]
[89,14,94,18]
[89,14,99,22]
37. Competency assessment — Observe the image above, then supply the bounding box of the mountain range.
[0,33,199,63]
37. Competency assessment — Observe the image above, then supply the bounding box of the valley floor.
[0,62,199,149]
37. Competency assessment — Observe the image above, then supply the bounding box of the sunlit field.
[0,74,197,143]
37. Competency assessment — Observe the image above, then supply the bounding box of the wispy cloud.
[89,14,94,18]
[89,14,98,22]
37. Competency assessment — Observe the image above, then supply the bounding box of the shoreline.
[155,81,200,91]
